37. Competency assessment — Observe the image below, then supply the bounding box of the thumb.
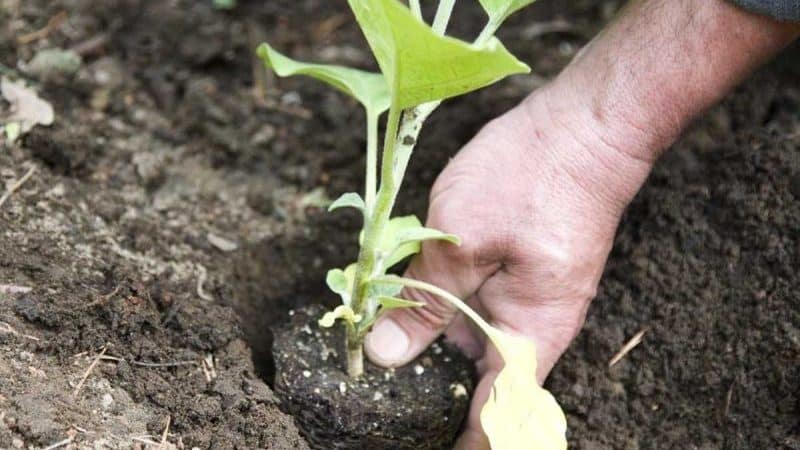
[364,232,499,367]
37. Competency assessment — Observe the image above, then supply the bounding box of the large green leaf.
[347,0,530,109]
[257,43,390,115]
[478,0,536,25]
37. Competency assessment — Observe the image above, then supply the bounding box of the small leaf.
[257,43,390,115]
[347,0,530,109]
[395,226,460,247]
[377,296,424,310]
[318,305,363,328]
[478,0,536,26]
[328,192,366,213]
[326,264,358,305]
[480,329,567,450]
[378,215,423,269]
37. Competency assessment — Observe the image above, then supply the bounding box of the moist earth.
[1,0,798,449]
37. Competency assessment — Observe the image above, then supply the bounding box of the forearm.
[560,0,799,160]
[515,0,799,210]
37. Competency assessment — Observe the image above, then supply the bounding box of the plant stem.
[373,275,495,336]
[409,0,422,20]
[432,0,455,35]
[346,327,364,377]
[346,105,403,377]
[364,110,379,214]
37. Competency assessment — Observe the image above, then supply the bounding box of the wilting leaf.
[329,192,366,213]
[319,304,362,328]
[347,0,530,109]
[257,43,390,115]
[478,0,537,26]
[480,328,568,450]
[372,275,569,450]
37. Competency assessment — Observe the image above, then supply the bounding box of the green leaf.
[478,0,537,26]
[395,227,460,247]
[318,305,363,328]
[377,296,424,310]
[378,215,423,269]
[377,217,461,269]
[257,43,390,115]
[368,280,403,298]
[326,264,358,305]
[347,0,530,109]
[328,192,366,213]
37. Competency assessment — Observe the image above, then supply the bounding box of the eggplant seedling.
[259,1,567,448]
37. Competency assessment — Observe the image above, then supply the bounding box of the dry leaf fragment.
[1,77,54,134]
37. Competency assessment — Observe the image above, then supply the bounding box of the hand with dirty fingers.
[364,0,800,448]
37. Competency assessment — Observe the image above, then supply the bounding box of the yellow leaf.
[481,329,568,450]
[371,276,568,449]
[318,305,362,328]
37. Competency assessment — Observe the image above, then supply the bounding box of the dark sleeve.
[730,0,800,21]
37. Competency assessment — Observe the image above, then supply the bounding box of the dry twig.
[608,328,648,367]
[0,321,40,341]
[0,284,33,294]
[196,265,213,301]
[0,165,36,210]
[159,415,171,450]
[42,435,74,450]
[17,11,68,45]
[72,344,108,397]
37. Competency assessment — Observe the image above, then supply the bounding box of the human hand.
[364,80,658,449]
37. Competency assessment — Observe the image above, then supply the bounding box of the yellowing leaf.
[347,0,530,109]
[318,305,362,328]
[481,328,568,450]
[257,43,390,116]
[370,276,568,450]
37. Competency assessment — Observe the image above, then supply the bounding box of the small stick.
[159,416,171,450]
[72,344,108,397]
[17,11,68,45]
[42,436,73,450]
[0,165,37,210]
[130,360,197,368]
[196,265,213,301]
[0,284,33,294]
[0,321,40,341]
[608,328,648,367]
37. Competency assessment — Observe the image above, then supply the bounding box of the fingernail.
[365,319,410,367]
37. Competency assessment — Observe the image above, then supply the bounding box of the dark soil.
[272,305,473,450]
[1,0,798,449]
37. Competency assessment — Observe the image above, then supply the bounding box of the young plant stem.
[409,0,422,20]
[342,11,501,378]
[346,105,403,377]
[432,0,455,35]
[364,111,379,214]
